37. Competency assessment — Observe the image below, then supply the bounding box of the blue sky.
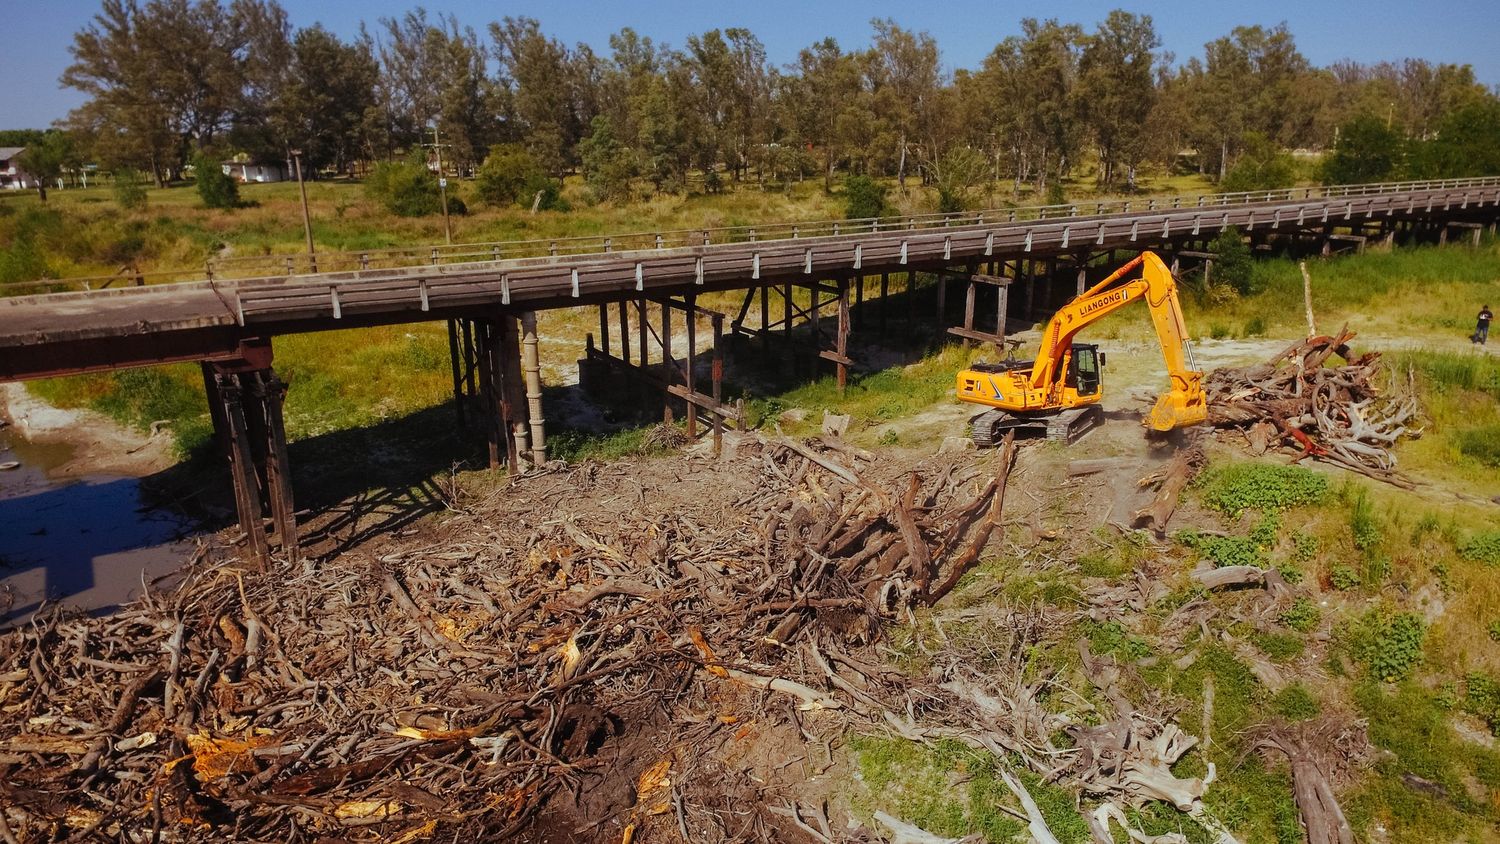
[3,0,1497,129]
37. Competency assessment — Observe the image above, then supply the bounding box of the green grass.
[1386,349,1500,494]
[1194,461,1329,518]
[846,734,1091,843]
[1346,680,1500,839]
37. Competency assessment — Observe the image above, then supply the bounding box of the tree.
[1322,115,1402,185]
[842,174,890,219]
[928,146,987,212]
[977,19,1085,192]
[490,17,583,175]
[474,143,543,205]
[251,26,379,173]
[1077,11,1159,188]
[868,19,943,186]
[16,132,74,202]
[1407,100,1500,178]
[577,115,636,202]
[193,153,240,208]
[783,38,866,191]
[372,10,493,171]
[1220,132,1295,192]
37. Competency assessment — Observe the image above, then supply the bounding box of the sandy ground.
[0,383,175,478]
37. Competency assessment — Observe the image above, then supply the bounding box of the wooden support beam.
[446,319,465,428]
[251,369,298,562]
[962,279,977,348]
[836,276,851,392]
[478,319,509,470]
[935,272,946,338]
[879,271,889,337]
[500,314,528,469]
[618,301,630,366]
[711,314,724,455]
[686,293,698,437]
[662,299,673,423]
[218,373,269,567]
[521,311,546,464]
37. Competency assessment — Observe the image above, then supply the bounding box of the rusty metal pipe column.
[521,311,546,465]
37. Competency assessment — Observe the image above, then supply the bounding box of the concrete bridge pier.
[201,339,298,568]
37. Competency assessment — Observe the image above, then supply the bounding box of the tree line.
[26,0,1500,206]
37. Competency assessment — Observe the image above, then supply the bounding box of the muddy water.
[0,424,196,628]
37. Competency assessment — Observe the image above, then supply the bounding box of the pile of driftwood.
[1204,327,1420,487]
[0,429,1023,842]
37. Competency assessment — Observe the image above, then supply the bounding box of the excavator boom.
[956,251,1206,442]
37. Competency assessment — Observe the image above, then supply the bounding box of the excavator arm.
[1029,251,1206,431]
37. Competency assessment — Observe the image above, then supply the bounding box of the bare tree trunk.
[897,132,907,188]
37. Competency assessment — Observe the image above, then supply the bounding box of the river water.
[0,422,197,628]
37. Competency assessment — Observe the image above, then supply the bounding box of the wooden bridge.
[3,176,1496,563]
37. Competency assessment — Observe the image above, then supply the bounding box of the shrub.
[474,144,556,208]
[578,115,637,203]
[1221,132,1296,193]
[1460,532,1500,566]
[1044,181,1066,206]
[1196,462,1329,517]
[932,146,987,213]
[1253,631,1305,662]
[1322,114,1403,185]
[1456,426,1500,466]
[1463,673,1500,735]
[1330,565,1361,591]
[1208,226,1255,296]
[113,169,148,210]
[1177,530,1262,568]
[1280,598,1321,633]
[1243,316,1267,337]
[519,174,566,211]
[1352,610,1425,682]
[843,175,890,220]
[1273,684,1321,722]
[1292,531,1319,562]
[193,154,240,209]
[365,156,441,217]
[1346,486,1382,551]
[1488,620,1500,643]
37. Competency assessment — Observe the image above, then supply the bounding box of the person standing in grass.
[1476,304,1493,345]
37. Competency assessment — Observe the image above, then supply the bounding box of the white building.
[221,159,287,183]
[0,147,36,190]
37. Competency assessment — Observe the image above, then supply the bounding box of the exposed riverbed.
[0,385,198,627]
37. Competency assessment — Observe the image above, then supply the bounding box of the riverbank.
[0,384,196,627]
[0,382,177,478]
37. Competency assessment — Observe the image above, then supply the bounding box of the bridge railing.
[5,175,1497,296]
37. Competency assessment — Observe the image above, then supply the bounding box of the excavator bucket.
[1144,388,1208,432]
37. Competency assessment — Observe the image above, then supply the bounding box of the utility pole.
[426,126,453,245]
[290,149,316,273]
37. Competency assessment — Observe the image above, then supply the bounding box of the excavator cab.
[1067,344,1102,398]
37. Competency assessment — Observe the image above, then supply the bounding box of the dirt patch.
[1,383,174,477]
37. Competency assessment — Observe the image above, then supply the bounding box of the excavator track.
[969,405,1104,447]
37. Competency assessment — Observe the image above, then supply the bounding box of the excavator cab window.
[1069,345,1101,397]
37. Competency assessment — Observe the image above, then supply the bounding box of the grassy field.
[0,168,1225,283]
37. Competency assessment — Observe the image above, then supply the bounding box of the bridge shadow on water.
[0,475,195,628]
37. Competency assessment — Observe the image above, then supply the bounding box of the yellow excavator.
[957,251,1207,445]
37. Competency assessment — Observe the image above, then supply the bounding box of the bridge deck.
[2,180,1497,381]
